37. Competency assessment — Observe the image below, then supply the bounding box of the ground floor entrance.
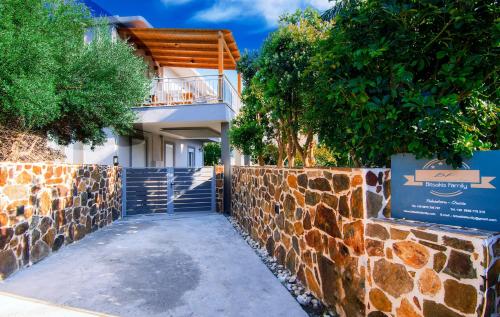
[123,166,215,216]
[0,214,306,317]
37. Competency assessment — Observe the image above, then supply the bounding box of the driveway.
[0,213,307,317]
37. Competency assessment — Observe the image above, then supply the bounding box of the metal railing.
[143,75,241,113]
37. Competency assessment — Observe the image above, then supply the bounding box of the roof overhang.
[117,28,240,70]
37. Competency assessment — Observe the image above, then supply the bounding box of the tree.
[203,142,221,166]
[255,8,330,167]
[231,9,330,167]
[313,0,499,167]
[230,50,277,166]
[0,0,150,152]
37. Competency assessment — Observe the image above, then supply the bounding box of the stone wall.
[365,218,499,317]
[231,166,499,317]
[0,163,122,279]
[215,165,224,213]
[231,166,389,316]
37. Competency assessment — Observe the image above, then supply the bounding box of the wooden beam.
[218,32,224,75]
[120,30,219,42]
[159,62,237,70]
[148,49,233,58]
[222,37,236,66]
[154,56,236,65]
[124,28,233,35]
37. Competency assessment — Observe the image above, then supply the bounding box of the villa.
[62,14,243,170]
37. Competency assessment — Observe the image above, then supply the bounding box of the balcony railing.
[143,75,241,113]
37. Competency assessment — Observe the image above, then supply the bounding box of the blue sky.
[85,0,332,85]
[87,0,332,51]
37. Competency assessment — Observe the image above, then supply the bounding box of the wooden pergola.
[118,28,242,93]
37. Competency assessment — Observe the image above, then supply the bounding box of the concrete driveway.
[0,213,307,317]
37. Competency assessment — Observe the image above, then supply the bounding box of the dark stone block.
[52,235,64,251]
[322,193,338,210]
[383,180,391,199]
[285,250,297,274]
[366,191,383,218]
[297,174,308,188]
[350,187,364,218]
[367,312,388,317]
[0,228,14,249]
[31,240,50,263]
[338,195,350,218]
[366,171,378,186]
[419,240,447,252]
[14,222,29,235]
[443,279,477,314]
[112,207,120,221]
[411,229,438,242]
[318,255,340,306]
[292,236,300,254]
[314,204,341,238]
[365,223,389,240]
[0,250,18,279]
[423,300,465,317]
[274,245,286,264]
[443,250,476,279]
[442,236,474,252]
[303,212,311,230]
[433,252,447,272]
[283,194,296,220]
[308,178,331,192]
[305,191,321,206]
[332,174,350,192]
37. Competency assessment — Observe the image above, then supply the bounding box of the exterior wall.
[0,163,122,279]
[171,139,204,168]
[231,166,499,317]
[62,131,204,168]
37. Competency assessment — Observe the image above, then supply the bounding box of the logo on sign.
[403,159,495,198]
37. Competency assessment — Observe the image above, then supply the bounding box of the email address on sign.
[403,210,436,216]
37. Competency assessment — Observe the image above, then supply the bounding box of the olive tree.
[0,0,150,154]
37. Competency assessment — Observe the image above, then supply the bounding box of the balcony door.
[188,147,195,168]
[164,143,174,167]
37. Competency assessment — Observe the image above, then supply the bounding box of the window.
[188,147,195,167]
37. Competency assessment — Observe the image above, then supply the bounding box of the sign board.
[391,151,499,232]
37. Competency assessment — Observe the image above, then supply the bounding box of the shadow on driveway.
[0,213,307,317]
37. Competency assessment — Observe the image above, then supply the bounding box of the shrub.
[312,0,499,167]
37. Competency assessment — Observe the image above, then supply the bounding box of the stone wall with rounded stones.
[231,166,390,317]
[0,163,122,279]
[365,218,499,317]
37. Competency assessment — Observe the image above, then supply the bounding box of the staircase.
[173,167,214,213]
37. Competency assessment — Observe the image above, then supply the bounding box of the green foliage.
[312,0,499,167]
[231,50,273,165]
[0,0,150,147]
[231,9,331,167]
[314,144,338,167]
[203,142,221,166]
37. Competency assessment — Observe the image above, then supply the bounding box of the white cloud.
[192,0,332,27]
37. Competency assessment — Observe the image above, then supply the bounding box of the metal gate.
[122,167,215,216]
[173,167,214,213]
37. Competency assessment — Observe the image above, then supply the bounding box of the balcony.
[143,75,241,113]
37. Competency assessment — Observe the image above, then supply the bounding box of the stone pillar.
[220,122,231,214]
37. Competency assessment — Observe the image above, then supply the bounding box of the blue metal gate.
[122,167,215,216]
